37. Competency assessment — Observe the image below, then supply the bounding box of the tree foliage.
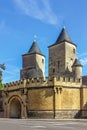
[0,72,3,90]
[0,64,5,90]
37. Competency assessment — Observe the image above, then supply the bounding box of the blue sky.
[0,0,87,83]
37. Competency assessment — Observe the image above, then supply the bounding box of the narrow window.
[53,68,55,74]
[73,48,75,54]
[58,61,60,69]
[42,59,44,63]
[58,61,60,73]
[68,77,70,82]
[78,79,80,82]
[63,77,65,81]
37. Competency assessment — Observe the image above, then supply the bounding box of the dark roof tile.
[73,58,82,67]
[28,41,42,55]
[55,27,72,44]
[49,27,76,47]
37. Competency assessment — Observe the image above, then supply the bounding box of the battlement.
[4,77,53,91]
[4,76,82,91]
[53,76,82,87]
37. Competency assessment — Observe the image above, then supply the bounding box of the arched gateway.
[9,97,21,118]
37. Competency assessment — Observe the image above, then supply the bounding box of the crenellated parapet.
[53,76,82,87]
[3,76,82,91]
[3,77,54,91]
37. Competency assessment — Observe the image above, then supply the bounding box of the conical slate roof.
[48,27,76,47]
[28,41,42,55]
[73,59,82,67]
[55,27,72,44]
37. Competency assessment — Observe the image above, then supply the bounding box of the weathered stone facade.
[20,41,45,79]
[2,76,84,119]
[0,27,87,119]
[49,42,76,76]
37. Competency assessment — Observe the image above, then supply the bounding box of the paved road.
[0,119,87,130]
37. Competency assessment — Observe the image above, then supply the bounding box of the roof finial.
[63,26,66,29]
[63,20,66,29]
[34,35,37,42]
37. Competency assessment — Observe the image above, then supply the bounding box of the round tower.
[72,58,82,79]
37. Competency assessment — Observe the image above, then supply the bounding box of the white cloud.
[80,58,87,66]
[78,52,87,58]
[77,52,87,66]
[14,0,58,26]
[2,66,20,83]
[1,59,20,83]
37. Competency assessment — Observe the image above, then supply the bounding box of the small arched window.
[73,48,75,54]
[58,61,60,69]
[42,59,44,64]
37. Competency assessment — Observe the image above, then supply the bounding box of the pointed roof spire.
[28,35,42,55]
[28,41,42,55]
[72,58,82,67]
[55,27,72,44]
[34,35,37,42]
[48,27,76,48]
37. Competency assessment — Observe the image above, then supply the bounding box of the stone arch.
[9,96,22,118]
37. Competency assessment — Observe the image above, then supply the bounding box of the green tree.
[0,64,5,90]
[0,71,3,90]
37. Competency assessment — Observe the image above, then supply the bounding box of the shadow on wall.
[0,91,3,111]
[75,102,87,118]
[21,61,44,79]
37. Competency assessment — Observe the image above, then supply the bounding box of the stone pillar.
[2,92,9,118]
[21,103,25,119]
[21,92,28,119]
[3,103,7,118]
[4,102,10,118]
[58,87,62,110]
[53,89,56,118]
[54,86,62,118]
